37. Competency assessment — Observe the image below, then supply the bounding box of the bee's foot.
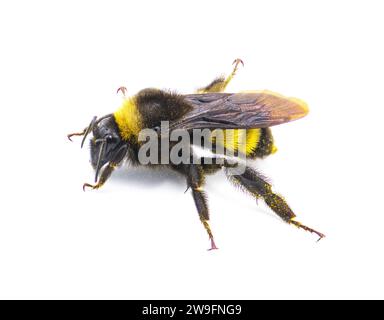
[290,219,325,242]
[208,238,219,251]
[82,182,100,191]
[116,86,128,97]
[316,233,326,242]
[232,58,244,69]
[67,132,84,141]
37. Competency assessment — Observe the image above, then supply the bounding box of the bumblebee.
[68,59,324,250]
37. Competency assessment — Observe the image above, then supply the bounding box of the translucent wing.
[170,91,309,131]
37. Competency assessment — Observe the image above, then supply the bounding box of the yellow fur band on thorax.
[114,98,142,140]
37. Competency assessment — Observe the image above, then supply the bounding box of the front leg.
[196,58,244,93]
[83,145,127,191]
[67,116,97,148]
[83,162,117,191]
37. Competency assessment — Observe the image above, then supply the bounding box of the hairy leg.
[196,58,244,93]
[226,166,325,240]
[174,163,218,250]
[83,145,127,191]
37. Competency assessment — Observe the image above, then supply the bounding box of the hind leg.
[196,58,244,93]
[226,166,325,240]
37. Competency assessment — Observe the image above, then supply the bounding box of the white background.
[0,0,383,299]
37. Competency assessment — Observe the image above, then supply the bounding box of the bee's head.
[85,114,125,182]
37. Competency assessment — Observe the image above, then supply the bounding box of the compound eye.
[106,134,114,142]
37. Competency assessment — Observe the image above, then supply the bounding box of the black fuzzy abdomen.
[249,128,276,159]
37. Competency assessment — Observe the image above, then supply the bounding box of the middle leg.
[174,163,218,250]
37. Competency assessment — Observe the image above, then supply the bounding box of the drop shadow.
[110,164,283,224]
[205,171,282,223]
[110,165,186,190]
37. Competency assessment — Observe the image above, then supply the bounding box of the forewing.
[170,91,309,131]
